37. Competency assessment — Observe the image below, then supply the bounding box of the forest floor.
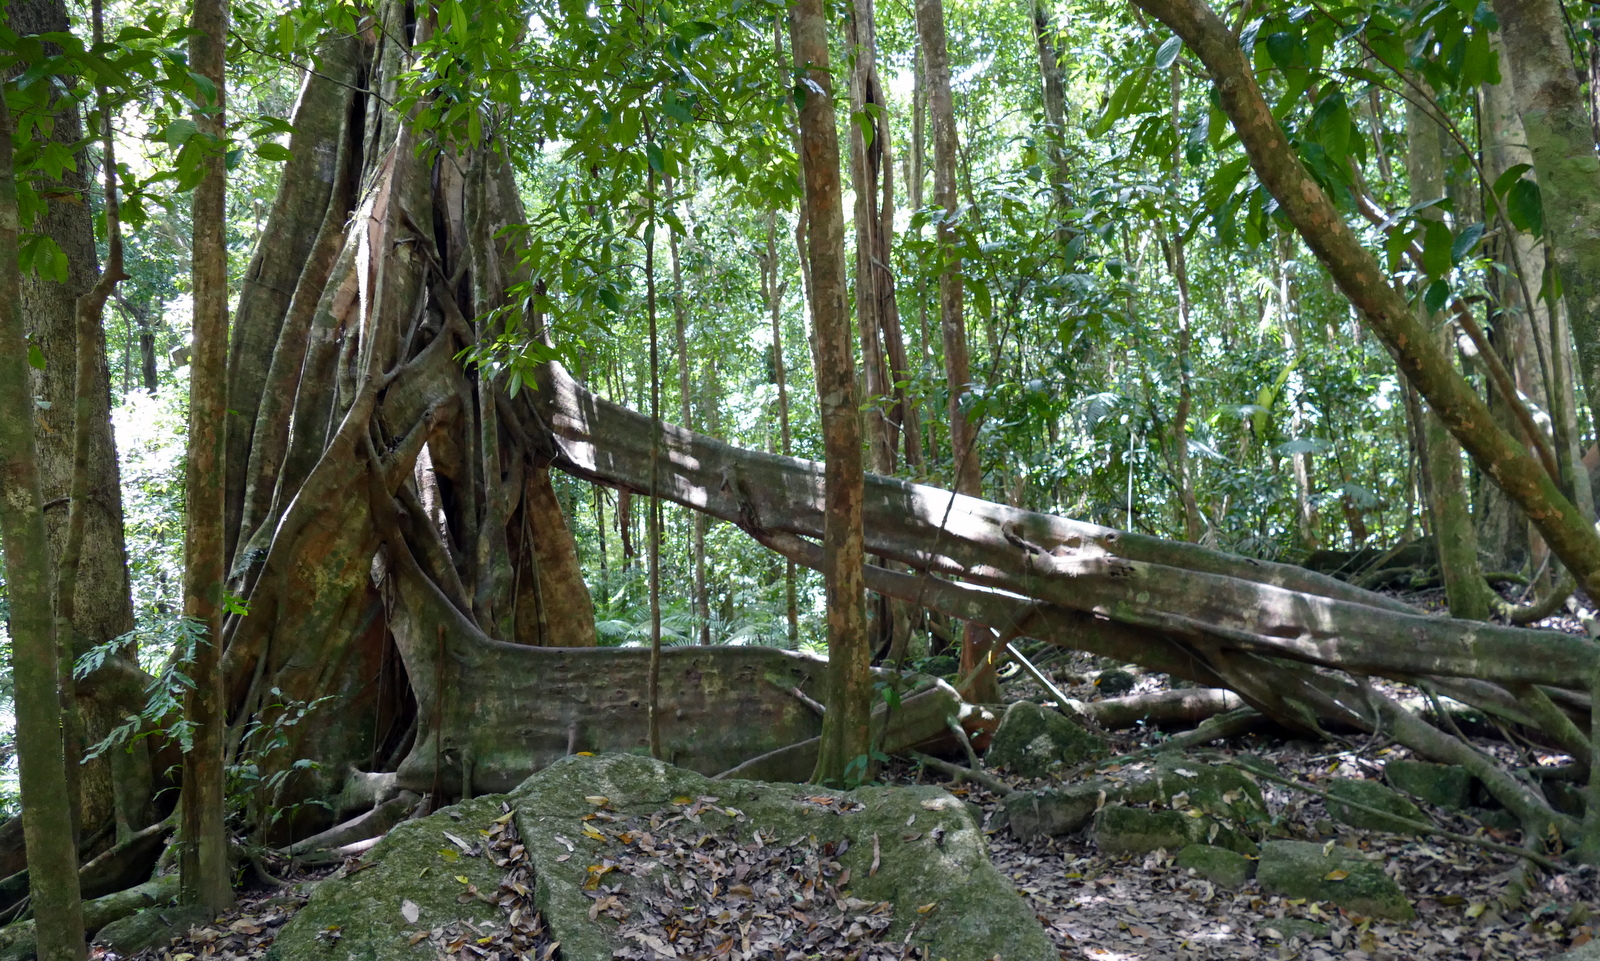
[108,589,1600,961]
[944,584,1600,961]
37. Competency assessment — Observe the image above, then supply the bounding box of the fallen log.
[1074,688,1246,730]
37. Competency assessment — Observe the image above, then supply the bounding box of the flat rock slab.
[1006,752,1266,839]
[1323,777,1428,834]
[271,755,1053,961]
[1256,840,1415,921]
[268,795,515,961]
[1384,759,1474,810]
[512,754,1055,961]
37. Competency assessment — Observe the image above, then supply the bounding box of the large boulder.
[271,755,1055,961]
[1006,752,1266,839]
[1383,759,1473,810]
[985,701,1107,778]
[1256,840,1415,920]
[1323,778,1428,834]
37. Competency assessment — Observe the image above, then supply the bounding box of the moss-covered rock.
[985,701,1107,778]
[274,756,1054,961]
[1175,844,1254,889]
[1384,759,1473,810]
[511,754,1054,961]
[1256,840,1415,920]
[93,905,214,957]
[1094,806,1255,856]
[1006,752,1266,839]
[1324,778,1428,834]
[268,795,512,961]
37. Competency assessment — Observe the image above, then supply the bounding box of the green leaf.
[1451,222,1485,263]
[27,342,45,370]
[1507,178,1543,237]
[645,142,665,173]
[162,118,198,147]
[1155,35,1183,70]
[1491,163,1532,199]
[1424,278,1451,314]
[255,142,293,162]
[1422,219,1453,278]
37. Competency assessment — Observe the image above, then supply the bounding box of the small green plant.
[228,687,334,844]
[76,614,210,758]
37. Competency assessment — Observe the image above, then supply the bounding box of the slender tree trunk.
[1406,84,1495,620]
[1167,67,1202,544]
[9,0,148,850]
[762,212,800,648]
[917,0,997,700]
[791,0,871,784]
[1481,53,1550,571]
[1490,0,1600,441]
[1029,0,1072,215]
[0,90,87,961]
[179,0,234,912]
[646,166,663,759]
[665,175,709,646]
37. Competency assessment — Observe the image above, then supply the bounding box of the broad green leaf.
[1491,163,1532,199]
[1422,219,1453,278]
[27,342,45,371]
[1450,222,1485,262]
[1507,178,1544,237]
[1155,35,1183,70]
[1424,278,1451,314]
[162,118,198,147]
[255,142,293,162]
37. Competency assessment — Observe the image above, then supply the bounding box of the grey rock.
[985,701,1107,778]
[1175,844,1254,889]
[271,755,1055,961]
[1257,840,1415,920]
[94,905,215,957]
[1094,806,1255,856]
[1324,778,1428,834]
[1384,759,1473,810]
[1006,752,1266,839]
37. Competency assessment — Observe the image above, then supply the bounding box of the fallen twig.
[906,751,1015,797]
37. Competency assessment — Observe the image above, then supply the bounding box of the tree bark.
[791,0,872,784]
[8,0,150,852]
[1406,83,1494,620]
[1129,0,1600,602]
[1490,0,1600,441]
[0,92,86,961]
[762,211,800,648]
[179,0,234,913]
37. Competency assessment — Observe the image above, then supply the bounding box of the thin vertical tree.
[791,0,871,784]
[761,211,800,648]
[0,91,87,961]
[179,0,235,913]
